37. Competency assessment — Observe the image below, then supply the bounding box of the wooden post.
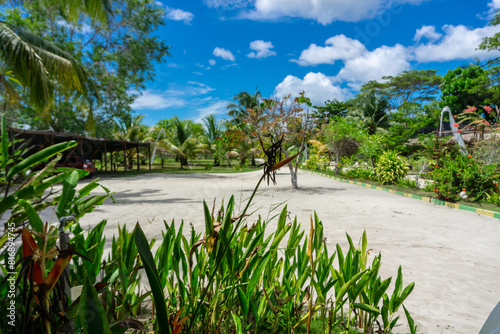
[110,149,114,172]
[137,144,140,173]
[148,143,151,171]
[104,142,108,173]
[123,143,127,175]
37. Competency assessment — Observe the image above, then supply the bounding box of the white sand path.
[44,169,500,334]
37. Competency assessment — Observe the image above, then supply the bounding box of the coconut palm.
[227,90,262,124]
[347,92,390,135]
[202,114,224,165]
[113,114,148,168]
[158,117,208,168]
[0,0,112,108]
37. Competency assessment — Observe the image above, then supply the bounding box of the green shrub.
[397,177,418,189]
[205,163,213,170]
[431,154,498,202]
[302,154,330,171]
[341,166,374,180]
[374,150,408,184]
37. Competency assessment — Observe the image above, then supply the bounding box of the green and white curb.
[306,170,500,220]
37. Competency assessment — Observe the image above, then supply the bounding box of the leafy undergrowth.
[303,167,500,213]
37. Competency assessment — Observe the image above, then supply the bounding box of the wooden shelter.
[8,127,151,174]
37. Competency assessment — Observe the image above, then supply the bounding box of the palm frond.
[0,23,97,108]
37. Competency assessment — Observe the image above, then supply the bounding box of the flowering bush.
[431,154,498,202]
[374,150,408,184]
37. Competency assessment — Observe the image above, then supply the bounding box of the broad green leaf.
[353,302,380,315]
[18,199,43,233]
[79,279,111,334]
[237,287,249,317]
[133,223,170,334]
[6,140,77,179]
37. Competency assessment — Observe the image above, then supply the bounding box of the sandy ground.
[43,169,500,333]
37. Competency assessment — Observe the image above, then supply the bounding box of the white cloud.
[336,44,410,83]
[131,90,185,110]
[240,0,427,25]
[166,8,194,24]
[247,40,277,58]
[213,47,236,61]
[413,24,500,62]
[56,20,93,34]
[209,59,216,66]
[187,81,216,94]
[489,0,500,10]
[413,25,442,42]
[292,35,367,66]
[274,72,350,106]
[204,0,251,9]
[155,1,164,6]
[194,100,230,122]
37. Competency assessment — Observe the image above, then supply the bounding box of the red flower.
[453,123,459,128]
[484,105,493,113]
[462,188,466,192]
[457,129,462,133]
[464,106,477,113]
[467,155,471,158]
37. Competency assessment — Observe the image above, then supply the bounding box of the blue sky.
[131,0,500,125]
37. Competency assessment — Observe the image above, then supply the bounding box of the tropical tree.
[202,114,224,165]
[1,0,170,137]
[0,0,112,109]
[440,64,491,114]
[361,69,442,111]
[311,98,353,126]
[249,93,315,189]
[157,117,207,168]
[113,114,149,168]
[227,89,262,124]
[347,92,390,135]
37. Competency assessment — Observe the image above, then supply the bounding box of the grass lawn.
[95,158,262,177]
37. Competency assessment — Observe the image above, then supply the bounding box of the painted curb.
[305,170,500,220]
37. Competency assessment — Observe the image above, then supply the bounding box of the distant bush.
[374,150,408,184]
[302,154,329,171]
[431,154,498,202]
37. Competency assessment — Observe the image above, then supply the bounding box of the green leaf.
[79,279,111,334]
[231,313,244,334]
[6,140,77,179]
[18,199,43,233]
[403,304,417,334]
[133,223,170,334]
[0,195,17,215]
[237,287,249,318]
[1,114,8,170]
[55,170,80,218]
[353,302,381,315]
[203,200,213,236]
[335,270,367,305]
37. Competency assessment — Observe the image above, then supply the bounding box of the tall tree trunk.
[283,150,299,189]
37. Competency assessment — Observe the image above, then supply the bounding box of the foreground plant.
[132,134,416,334]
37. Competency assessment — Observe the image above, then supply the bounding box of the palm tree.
[347,92,390,135]
[227,89,262,124]
[113,114,148,168]
[202,114,224,165]
[0,0,111,109]
[158,117,208,169]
